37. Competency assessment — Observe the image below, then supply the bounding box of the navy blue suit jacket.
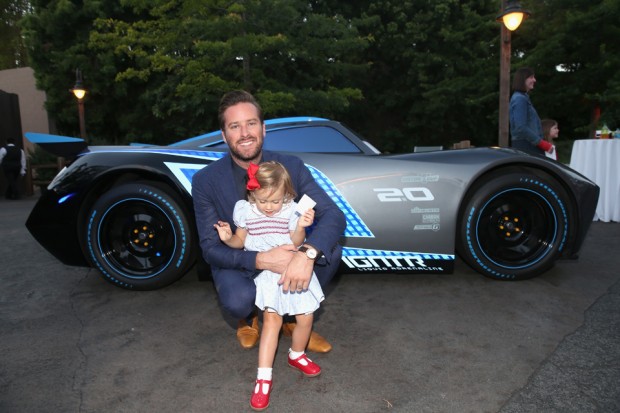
[192,151,346,277]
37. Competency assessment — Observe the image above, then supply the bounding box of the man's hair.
[7,137,15,144]
[218,90,264,130]
[512,67,535,93]
[247,161,297,203]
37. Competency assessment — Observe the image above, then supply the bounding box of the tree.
[330,0,619,150]
[512,0,620,137]
[339,0,501,151]
[18,0,620,149]
[22,0,368,144]
[0,0,30,69]
[21,0,131,142]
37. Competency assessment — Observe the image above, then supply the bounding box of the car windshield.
[201,125,363,153]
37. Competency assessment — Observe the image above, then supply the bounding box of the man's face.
[221,102,266,166]
[525,75,536,92]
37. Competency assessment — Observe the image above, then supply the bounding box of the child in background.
[542,119,559,160]
[214,161,324,411]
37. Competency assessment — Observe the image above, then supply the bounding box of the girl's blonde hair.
[247,161,297,203]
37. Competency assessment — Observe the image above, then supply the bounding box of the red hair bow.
[246,163,261,190]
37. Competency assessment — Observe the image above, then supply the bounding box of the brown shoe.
[281,322,332,353]
[237,314,259,349]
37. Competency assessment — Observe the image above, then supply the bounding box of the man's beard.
[229,135,263,162]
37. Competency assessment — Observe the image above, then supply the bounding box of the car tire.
[458,167,570,280]
[84,182,194,290]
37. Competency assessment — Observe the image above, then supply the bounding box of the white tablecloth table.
[569,139,620,222]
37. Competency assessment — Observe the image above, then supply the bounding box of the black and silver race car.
[26,117,599,290]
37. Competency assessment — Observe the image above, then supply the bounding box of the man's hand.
[256,244,298,275]
[277,250,314,293]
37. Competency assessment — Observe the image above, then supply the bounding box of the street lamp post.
[496,0,530,147]
[70,69,87,139]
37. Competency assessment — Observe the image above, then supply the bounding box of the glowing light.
[57,193,76,204]
[502,12,524,31]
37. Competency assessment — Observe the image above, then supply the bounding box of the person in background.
[509,67,554,157]
[541,119,559,160]
[0,137,27,199]
[215,161,324,411]
[192,90,345,355]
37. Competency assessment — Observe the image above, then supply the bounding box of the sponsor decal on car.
[341,247,453,272]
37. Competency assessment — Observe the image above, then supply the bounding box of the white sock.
[257,367,272,381]
[288,348,305,362]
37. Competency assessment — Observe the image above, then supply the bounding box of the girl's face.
[549,124,559,139]
[252,187,286,216]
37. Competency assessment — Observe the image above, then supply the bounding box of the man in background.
[0,137,27,199]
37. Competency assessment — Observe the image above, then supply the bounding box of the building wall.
[0,67,50,154]
[0,67,52,197]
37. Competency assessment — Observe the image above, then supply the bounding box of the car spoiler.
[25,132,88,159]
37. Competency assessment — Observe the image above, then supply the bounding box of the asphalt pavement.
[1,195,619,413]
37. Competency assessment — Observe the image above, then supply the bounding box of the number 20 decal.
[374,187,435,202]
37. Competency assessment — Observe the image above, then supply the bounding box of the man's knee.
[212,269,256,319]
[221,288,255,319]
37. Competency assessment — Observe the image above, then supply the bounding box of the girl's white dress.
[233,200,324,316]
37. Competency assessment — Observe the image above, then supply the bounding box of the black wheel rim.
[97,198,176,279]
[475,188,558,269]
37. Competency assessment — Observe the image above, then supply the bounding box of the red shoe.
[250,379,272,411]
[288,353,321,377]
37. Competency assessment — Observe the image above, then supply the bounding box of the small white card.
[295,194,316,215]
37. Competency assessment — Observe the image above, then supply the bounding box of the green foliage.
[15,0,620,152]
[27,143,56,164]
[340,0,500,151]
[555,138,573,165]
[512,0,620,138]
[27,144,59,182]
[21,0,368,145]
[0,0,30,68]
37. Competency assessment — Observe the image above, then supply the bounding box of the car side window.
[264,126,362,153]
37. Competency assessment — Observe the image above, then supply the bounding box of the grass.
[556,139,574,164]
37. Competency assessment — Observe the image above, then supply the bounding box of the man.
[192,90,345,352]
[0,138,27,200]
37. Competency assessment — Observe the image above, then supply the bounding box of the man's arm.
[192,168,258,275]
[276,155,347,291]
[292,159,346,261]
[20,149,26,175]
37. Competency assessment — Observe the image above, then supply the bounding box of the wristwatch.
[298,245,319,260]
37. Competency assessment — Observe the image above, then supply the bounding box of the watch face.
[300,246,318,259]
